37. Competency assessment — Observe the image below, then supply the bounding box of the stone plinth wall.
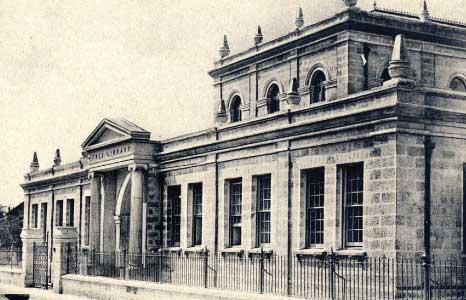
[61,274,303,300]
[0,267,24,287]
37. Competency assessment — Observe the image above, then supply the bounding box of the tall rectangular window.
[229,179,242,247]
[55,200,64,227]
[40,203,47,239]
[31,204,38,229]
[256,175,271,246]
[83,196,91,246]
[341,163,364,247]
[167,185,181,247]
[191,183,203,246]
[66,199,74,227]
[305,168,325,248]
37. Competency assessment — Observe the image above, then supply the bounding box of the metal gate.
[32,242,49,289]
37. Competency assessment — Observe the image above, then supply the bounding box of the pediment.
[91,127,128,145]
[82,118,150,150]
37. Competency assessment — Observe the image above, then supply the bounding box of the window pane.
[66,199,74,227]
[56,200,63,227]
[167,185,181,247]
[229,179,242,246]
[306,168,325,247]
[267,85,280,114]
[342,163,364,246]
[311,70,327,103]
[191,183,203,246]
[84,197,91,246]
[31,204,38,229]
[256,175,271,245]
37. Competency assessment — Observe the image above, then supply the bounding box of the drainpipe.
[287,144,293,296]
[424,135,435,257]
[78,180,83,249]
[27,193,31,229]
[158,172,164,250]
[50,187,55,286]
[214,154,219,255]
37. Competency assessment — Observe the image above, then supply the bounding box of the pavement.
[0,284,95,300]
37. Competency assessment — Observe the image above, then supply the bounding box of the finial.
[342,0,357,8]
[288,78,299,94]
[373,0,377,10]
[219,35,230,59]
[386,34,414,85]
[53,149,61,167]
[420,0,430,22]
[215,99,227,124]
[30,152,39,173]
[391,34,408,62]
[295,7,304,30]
[254,26,263,46]
[286,78,301,106]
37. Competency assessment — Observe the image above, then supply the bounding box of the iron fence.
[68,249,466,300]
[0,247,22,269]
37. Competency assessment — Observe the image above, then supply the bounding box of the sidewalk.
[0,284,96,300]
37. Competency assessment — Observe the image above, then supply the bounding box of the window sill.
[162,247,182,254]
[295,248,327,257]
[335,248,367,258]
[220,247,244,257]
[247,248,273,258]
[184,245,208,255]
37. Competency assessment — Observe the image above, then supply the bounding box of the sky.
[0,0,464,207]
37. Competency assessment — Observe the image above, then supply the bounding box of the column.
[88,172,101,252]
[102,173,117,253]
[114,216,121,252]
[128,164,145,254]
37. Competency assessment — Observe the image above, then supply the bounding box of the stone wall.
[430,136,466,258]
[146,167,162,251]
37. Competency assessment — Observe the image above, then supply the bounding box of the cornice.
[209,9,466,78]
[21,170,88,190]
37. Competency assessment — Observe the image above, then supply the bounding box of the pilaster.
[52,227,78,293]
[88,172,101,252]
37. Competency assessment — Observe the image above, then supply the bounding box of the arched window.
[310,70,327,103]
[230,96,242,123]
[381,67,391,83]
[266,84,280,114]
[450,76,466,92]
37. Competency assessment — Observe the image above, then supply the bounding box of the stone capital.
[88,171,104,180]
[128,164,148,173]
[113,215,121,224]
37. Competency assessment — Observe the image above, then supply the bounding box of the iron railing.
[68,249,466,300]
[0,247,22,269]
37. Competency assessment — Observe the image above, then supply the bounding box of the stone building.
[19,0,466,288]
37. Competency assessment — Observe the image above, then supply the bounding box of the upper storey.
[208,0,466,126]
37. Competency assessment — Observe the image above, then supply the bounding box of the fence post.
[203,248,209,288]
[157,249,162,283]
[123,249,127,280]
[66,244,70,274]
[91,248,96,276]
[422,252,431,300]
[10,246,13,269]
[32,242,35,285]
[259,247,264,294]
[329,248,337,300]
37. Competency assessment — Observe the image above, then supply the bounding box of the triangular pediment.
[94,128,126,144]
[82,118,150,150]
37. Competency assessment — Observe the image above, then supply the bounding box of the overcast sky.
[0,0,464,207]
